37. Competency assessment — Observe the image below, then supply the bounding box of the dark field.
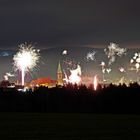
[0,113,140,140]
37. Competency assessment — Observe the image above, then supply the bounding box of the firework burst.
[130,52,140,72]
[63,65,82,85]
[13,43,40,85]
[104,43,126,65]
[86,51,96,61]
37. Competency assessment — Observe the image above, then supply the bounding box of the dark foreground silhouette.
[0,113,139,140]
[0,83,140,113]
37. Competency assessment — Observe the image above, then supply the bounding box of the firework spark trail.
[63,65,82,85]
[99,61,106,82]
[104,43,126,65]
[93,75,98,90]
[100,61,106,72]
[13,43,40,86]
[100,61,111,82]
[86,51,96,61]
[100,61,105,72]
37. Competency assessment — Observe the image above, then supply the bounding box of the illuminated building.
[30,77,57,88]
[57,62,63,86]
[30,62,63,88]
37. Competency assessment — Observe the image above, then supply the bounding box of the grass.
[0,113,140,139]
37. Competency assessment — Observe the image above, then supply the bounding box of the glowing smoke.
[63,58,77,69]
[63,70,69,83]
[4,72,15,81]
[63,65,82,85]
[104,43,126,65]
[6,72,14,77]
[13,43,40,86]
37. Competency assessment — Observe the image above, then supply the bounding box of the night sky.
[0,0,140,83]
[0,0,140,47]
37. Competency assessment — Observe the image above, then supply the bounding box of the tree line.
[0,83,140,113]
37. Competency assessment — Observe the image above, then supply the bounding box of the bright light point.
[4,75,8,81]
[62,50,68,55]
[130,59,134,63]
[37,49,40,52]
[101,61,105,66]
[136,58,140,63]
[133,56,137,60]
[119,67,125,73]
[135,53,138,57]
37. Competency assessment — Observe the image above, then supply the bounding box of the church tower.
[57,62,63,86]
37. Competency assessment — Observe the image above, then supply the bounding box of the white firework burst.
[13,43,40,85]
[63,65,82,85]
[86,51,96,61]
[104,43,126,65]
[130,52,140,72]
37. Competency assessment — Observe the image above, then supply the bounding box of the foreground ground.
[0,113,140,140]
